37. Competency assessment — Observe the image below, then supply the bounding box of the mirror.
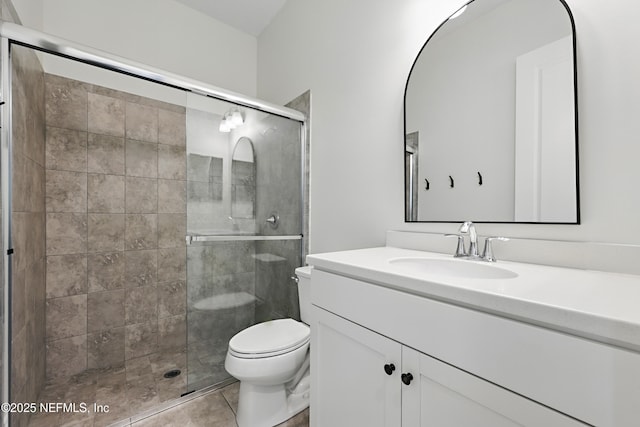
[231,137,256,218]
[404,0,578,223]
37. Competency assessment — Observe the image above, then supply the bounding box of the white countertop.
[307,246,640,352]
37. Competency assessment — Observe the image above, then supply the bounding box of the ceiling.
[173,0,288,36]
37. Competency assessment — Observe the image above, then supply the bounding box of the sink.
[388,257,518,280]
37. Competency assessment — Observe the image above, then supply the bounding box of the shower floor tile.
[28,378,309,427]
[28,349,188,427]
[26,352,309,426]
[128,382,309,427]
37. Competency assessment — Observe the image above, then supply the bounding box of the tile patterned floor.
[128,382,309,427]
[26,361,309,427]
[28,349,188,427]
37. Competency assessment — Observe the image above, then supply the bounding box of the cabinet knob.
[401,373,413,385]
[383,363,396,375]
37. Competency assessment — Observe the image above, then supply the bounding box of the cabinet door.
[311,306,402,427]
[401,347,587,427]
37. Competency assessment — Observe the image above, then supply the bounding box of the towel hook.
[424,178,430,190]
[449,175,454,188]
[477,171,483,186]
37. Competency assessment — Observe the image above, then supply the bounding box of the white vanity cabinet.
[310,267,640,427]
[312,306,585,427]
[312,306,401,427]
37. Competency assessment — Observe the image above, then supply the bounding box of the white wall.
[258,0,640,253]
[12,0,258,96]
[9,0,41,29]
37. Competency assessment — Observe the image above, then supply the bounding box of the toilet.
[225,266,312,427]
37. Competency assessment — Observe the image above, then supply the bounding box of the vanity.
[305,0,639,424]
[307,246,640,427]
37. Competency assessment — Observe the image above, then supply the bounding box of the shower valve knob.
[384,363,396,375]
[401,373,413,385]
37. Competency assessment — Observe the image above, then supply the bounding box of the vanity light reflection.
[219,108,245,133]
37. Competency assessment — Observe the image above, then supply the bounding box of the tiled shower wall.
[43,74,188,380]
[10,44,47,427]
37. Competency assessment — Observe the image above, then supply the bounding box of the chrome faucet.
[446,221,509,262]
[459,221,479,259]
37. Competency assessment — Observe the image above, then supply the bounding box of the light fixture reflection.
[218,108,244,133]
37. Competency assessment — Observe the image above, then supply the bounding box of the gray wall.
[43,74,187,380]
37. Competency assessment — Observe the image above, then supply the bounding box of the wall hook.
[424,178,430,190]
[477,171,483,186]
[449,175,454,188]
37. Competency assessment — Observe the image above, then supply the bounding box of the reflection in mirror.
[404,0,578,223]
[231,137,256,219]
[186,107,227,233]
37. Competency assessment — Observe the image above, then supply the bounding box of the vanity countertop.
[307,246,640,352]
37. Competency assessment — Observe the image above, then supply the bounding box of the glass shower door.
[185,93,303,391]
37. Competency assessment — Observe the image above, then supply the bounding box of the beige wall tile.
[45,170,87,213]
[45,80,87,131]
[125,322,158,360]
[125,214,158,250]
[46,335,87,380]
[88,174,125,213]
[125,286,158,325]
[158,109,186,146]
[88,93,125,137]
[125,177,157,213]
[46,254,87,298]
[46,213,87,255]
[88,133,125,175]
[158,180,186,213]
[158,248,186,282]
[158,144,186,180]
[158,280,186,318]
[88,252,125,293]
[126,103,158,142]
[13,212,32,273]
[45,126,87,172]
[125,250,157,288]
[88,213,125,252]
[46,294,87,340]
[87,327,125,369]
[11,271,26,337]
[158,315,186,351]
[158,214,186,249]
[126,139,158,178]
[10,328,27,399]
[87,289,125,332]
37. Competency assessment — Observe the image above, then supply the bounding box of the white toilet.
[225,266,312,427]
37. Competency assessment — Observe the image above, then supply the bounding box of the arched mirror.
[231,137,256,219]
[404,0,579,223]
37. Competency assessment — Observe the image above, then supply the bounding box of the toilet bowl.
[225,266,312,427]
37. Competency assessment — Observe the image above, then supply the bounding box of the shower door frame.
[0,20,307,424]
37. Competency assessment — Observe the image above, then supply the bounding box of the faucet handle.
[445,234,467,258]
[482,237,509,262]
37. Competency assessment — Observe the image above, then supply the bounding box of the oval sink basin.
[388,257,518,280]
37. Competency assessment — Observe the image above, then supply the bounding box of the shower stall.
[0,18,307,427]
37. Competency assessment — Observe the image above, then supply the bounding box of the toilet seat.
[229,318,310,359]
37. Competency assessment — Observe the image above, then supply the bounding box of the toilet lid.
[229,319,310,358]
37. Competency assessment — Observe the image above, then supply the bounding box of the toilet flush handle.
[290,276,299,283]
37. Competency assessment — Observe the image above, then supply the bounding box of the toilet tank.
[295,266,312,324]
